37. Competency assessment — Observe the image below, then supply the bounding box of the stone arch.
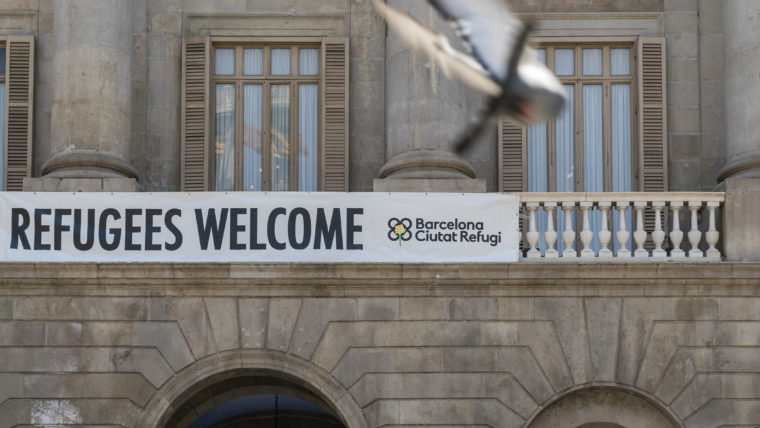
[136,349,368,428]
[526,386,683,428]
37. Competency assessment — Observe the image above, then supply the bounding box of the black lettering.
[314,208,343,250]
[288,208,311,250]
[124,209,142,251]
[164,209,183,251]
[73,209,95,251]
[267,208,287,250]
[347,208,363,250]
[195,208,228,250]
[53,209,72,251]
[249,209,266,250]
[10,208,31,250]
[145,209,162,251]
[229,208,246,250]
[34,209,52,250]
[99,209,122,251]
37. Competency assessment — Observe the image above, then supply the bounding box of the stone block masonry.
[0,263,758,427]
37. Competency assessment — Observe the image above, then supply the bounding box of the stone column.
[30,0,137,191]
[718,0,760,181]
[374,0,485,192]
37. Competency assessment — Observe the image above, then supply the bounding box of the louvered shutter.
[637,38,667,246]
[5,35,34,191]
[181,38,209,191]
[498,119,526,192]
[637,37,667,192]
[321,38,349,191]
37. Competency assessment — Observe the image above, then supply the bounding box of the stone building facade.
[0,0,759,427]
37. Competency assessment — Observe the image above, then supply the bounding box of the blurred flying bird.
[372,0,566,154]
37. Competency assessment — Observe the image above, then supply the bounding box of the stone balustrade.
[517,193,725,261]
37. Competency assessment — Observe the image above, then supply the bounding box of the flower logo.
[388,218,412,246]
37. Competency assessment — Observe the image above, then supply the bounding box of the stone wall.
[0,263,758,427]
[0,0,735,191]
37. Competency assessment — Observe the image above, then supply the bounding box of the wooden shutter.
[637,37,667,247]
[5,35,34,191]
[637,37,667,193]
[181,38,209,191]
[498,119,526,192]
[321,38,349,191]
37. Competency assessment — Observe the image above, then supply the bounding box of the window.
[181,37,349,192]
[526,43,635,194]
[212,44,321,191]
[499,37,667,195]
[0,36,34,191]
[499,37,666,254]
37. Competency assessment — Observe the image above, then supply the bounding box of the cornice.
[0,262,757,297]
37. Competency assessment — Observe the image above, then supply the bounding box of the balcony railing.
[517,193,725,261]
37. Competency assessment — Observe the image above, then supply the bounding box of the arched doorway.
[163,370,345,428]
[164,371,345,428]
[527,387,683,428]
[577,424,626,428]
[137,350,367,428]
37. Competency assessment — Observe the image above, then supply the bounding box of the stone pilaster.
[718,0,760,182]
[374,0,485,192]
[27,0,137,191]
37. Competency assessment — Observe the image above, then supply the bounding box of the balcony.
[517,192,725,261]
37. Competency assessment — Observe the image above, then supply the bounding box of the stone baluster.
[652,201,667,258]
[688,201,704,258]
[598,202,613,258]
[580,202,595,258]
[669,201,685,258]
[615,202,631,258]
[526,202,541,258]
[706,201,721,259]
[544,202,559,258]
[562,202,576,258]
[633,202,649,258]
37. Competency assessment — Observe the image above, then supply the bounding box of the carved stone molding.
[184,13,349,37]
[0,12,36,34]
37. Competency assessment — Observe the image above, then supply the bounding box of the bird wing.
[371,0,501,96]
[427,0,520,83]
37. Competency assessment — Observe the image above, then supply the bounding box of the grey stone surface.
[1,0,760,427]
[723,178,760,261]
[132,322,194,371]
[266,299,302,352]
[290,298,356,359]
[535,298,593,386]
[373,178,487,193]
[0,265,758,426]
[720,0,760,181]
[0,321,44,346]
[585,298,622,383]
[24,177,138,192]
[356,298,398,321]
[238,298,268,348]
[204,298,240,352]
[48,0,135,179]
[149,298,217,360]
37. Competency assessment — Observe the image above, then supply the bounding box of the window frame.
[529,37,639,193]
[209,38,323,192]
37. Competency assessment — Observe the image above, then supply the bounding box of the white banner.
[0,192,520,263]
